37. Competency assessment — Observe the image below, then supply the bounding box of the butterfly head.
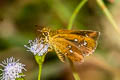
[37,27,50,43]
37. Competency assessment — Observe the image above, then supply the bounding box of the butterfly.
[36,27,100,63]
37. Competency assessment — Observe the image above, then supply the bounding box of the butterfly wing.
[50,30,100,62]
[56,30,100,40]
[51,38,84,62]
[55,49,65,62]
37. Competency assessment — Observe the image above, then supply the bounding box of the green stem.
[16,77,25,80]
[69,59,80,80]
[35,55,46,80]
[73,72,80,80]
[96,0,120,34]
[38,64,42,80]
[68,0,87,30]
[66,56,80,80]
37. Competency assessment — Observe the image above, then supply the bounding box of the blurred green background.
[0,0,120,80]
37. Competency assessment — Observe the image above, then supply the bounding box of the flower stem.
[35,54,46,80]
[69,59,80,80]
[96,0,120,34]
[16,77,25,80]
[38,64,42,80]
[68,0,87,30]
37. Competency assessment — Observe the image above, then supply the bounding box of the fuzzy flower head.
[24,38,49,56]
[0,57,26,80]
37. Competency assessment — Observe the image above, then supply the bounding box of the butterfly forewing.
[56,30,100,40]
[50,30,100,62]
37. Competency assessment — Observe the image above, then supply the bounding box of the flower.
[24,38,49,56]
[0,57,26,80]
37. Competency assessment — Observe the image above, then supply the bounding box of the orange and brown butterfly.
[36,26,100,63]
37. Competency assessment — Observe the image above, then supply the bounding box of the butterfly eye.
[43,32,48,36]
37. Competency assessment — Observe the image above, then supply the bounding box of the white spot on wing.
[68,45,72,48]
[85,34,88,37]
[65,53,68,55]
[74,39,78,42]
[83,41,87,46]
[69,50,73,53]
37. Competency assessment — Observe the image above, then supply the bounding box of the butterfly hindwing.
[51,37,84,62]
[55,49,65,62]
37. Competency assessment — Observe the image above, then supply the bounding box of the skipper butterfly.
[37,27,100,63]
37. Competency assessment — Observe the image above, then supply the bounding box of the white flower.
[0,57,26,80]
[24,38,49,56]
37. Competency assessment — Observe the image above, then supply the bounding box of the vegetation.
[0,0,120,80]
